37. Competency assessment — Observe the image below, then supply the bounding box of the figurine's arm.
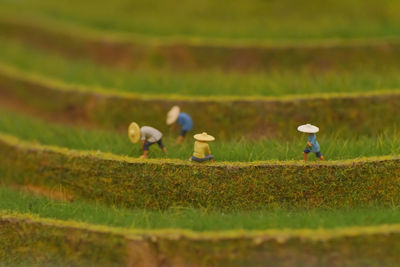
[206,145,211,155]
[307,141,312,147]
[141,140,145,150]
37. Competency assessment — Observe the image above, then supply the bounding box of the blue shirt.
[177,112,193,131]
[307,134,320,153]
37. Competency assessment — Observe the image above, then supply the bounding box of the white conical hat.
[193,132,215,141]
[166,105,180,125]
[128,122,140,143]
[297,123,319,133]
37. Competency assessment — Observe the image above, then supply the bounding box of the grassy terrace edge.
[2,16,400,72]
[2,211,400,266]
[1,133,400,210]
[1,65,400,139]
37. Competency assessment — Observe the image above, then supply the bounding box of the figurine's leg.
[157,139,168,154]
[316,152,324,161]
[141,142,152,158]
[140,150,149,159]
[303,149,310,162]
[176,129,187,144]
[206,155,214,162]
[191,156,211,163]
[302,152,307,161]
[191,156,202,162]
[176,135,184,144]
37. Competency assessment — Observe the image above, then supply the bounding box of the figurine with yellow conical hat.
[190,132,215,162]
[128,122,167,159]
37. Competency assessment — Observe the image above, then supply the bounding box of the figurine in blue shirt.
[166,106,194,143]
[297,124,324,162]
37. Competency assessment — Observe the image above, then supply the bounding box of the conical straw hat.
[297,123,319,133]
[194,132,215,141]
[166,105,180,125]
[128,122,140,143]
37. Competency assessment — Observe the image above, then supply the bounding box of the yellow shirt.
[193,141,211,158]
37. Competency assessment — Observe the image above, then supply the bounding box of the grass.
[1,107,400,162]
[2,38,400,98]
[1,0,400,41]
[1,185,400,231]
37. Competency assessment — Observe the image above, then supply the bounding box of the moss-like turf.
[2,133,400,210]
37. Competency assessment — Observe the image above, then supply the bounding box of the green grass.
[2,38,400,97]
[1,186,400,231]
[1,108,400,162]
[1,0,400,41]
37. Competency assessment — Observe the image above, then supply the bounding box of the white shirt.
[140,126,162,143]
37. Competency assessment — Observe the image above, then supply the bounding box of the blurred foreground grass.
[1,186,400,231]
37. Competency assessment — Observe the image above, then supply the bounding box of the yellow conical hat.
[193,132,215,141]
[128,122,140,143]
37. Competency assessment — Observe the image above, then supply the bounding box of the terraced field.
[3,0,400,40]
[1,0,400,266]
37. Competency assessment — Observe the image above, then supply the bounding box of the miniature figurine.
[190,132,215,162]
[297,123,324,162]
[128,122,167,159]
[166,105,193,144]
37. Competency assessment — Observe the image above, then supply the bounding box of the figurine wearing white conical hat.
[297,124,324,162]
[128,122,167,159]
[190,132,215,163]
[166,105,193,144]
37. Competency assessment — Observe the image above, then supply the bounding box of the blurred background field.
[3,38,400,97]
[1,0,400,41]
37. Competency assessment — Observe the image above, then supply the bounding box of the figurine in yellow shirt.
[190,132,215,162]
